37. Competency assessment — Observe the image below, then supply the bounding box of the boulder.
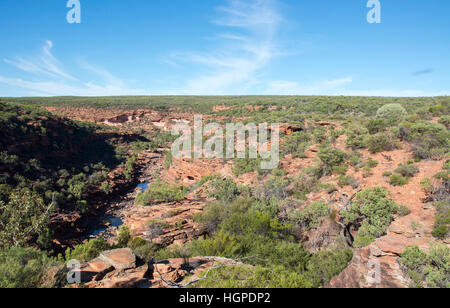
[99,248,136,271]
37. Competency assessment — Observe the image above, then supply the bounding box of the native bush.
[342,187,398,247]
[376,104,407,124]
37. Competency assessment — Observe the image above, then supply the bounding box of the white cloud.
[0,40,146,96]
[169,0,282,95]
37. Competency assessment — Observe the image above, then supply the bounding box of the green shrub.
[365,119,387,134]
[390,174,409,186]
[281,131,311,158]
[376,104,407,124]
[128,237,158,262]
[398,205,411,217]
[65,238,111,263]
[318,147,347,174]
[135,180,186,205]
[207,177,249,203]
[438,115,450,128]
[345,125,369,150]
[190,264,313,288]
[400,244,450,288]
[364,133,397,153]
[289,201,331,230]
[116,226,131,248]
[433,201,449,239]
[305,249,353,287]
[399,121,449,160]
[338,175,359,188]
[0,246,59,288]
[395,164,420,178]
[342,187,398,246]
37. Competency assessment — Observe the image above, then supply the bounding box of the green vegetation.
[400,244,449,288]
[135,180,186,205]
[64,238,110,263]
[0,246,61,288]
[390,174,410,186]
[288,201,331,230]
[342,187,398,247]
[318,147,347,175]
[399,121,449,160]
[376,104,407,124]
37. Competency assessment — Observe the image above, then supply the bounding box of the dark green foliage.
[128,237,158,262]
[0,246,60,288]
[400,244,450,288]
[318,147,347,175]
[65,238,111,263]
[207,177,248,203]
[390,174,410,186]
[342,187,398,247]
[0,190,54,248]
[135,180,186,205]
[433,201,450,239]
[399,121,449,160]
[305,249,353,287]
[0,102,137,247]
[116,226,132,248]
[364,133,397,153]
[288,202,331,230]
[191,264,313,288]
[398,205,411,217]
[395,164,420,178]
[346,124,369,150]
[281,131,311,158]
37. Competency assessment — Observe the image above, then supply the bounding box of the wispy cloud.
[0,40,146,96]
[170,0,282,94]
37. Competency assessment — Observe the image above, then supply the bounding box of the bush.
[338,175,359,188]
[128,237,158,262]
[399,121,449,160]
[207,177,247,203]
[116,226,131,248]
[342,187,398,246]
[0,246,58,288]
[390,174,409,186]
[281,131,311,158]
[318,148,347,174]
[345,124,369,150]
[438,115,450,128]
[398,205,411,217]
[305,249,353,287]
[433,200,449,239]
[400,244,450,288]
[376,104,407,124]
[190,264,313,288]
[364,133,397,153]
[65,238,110,263]
[135,180,186,205]
[395,164,420,178]
[289,202,331,230]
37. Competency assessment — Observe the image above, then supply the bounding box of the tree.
[0,190,54,248]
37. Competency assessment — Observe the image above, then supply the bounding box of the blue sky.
[0,0,449,97]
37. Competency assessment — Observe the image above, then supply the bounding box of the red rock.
[99,248,136,271]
